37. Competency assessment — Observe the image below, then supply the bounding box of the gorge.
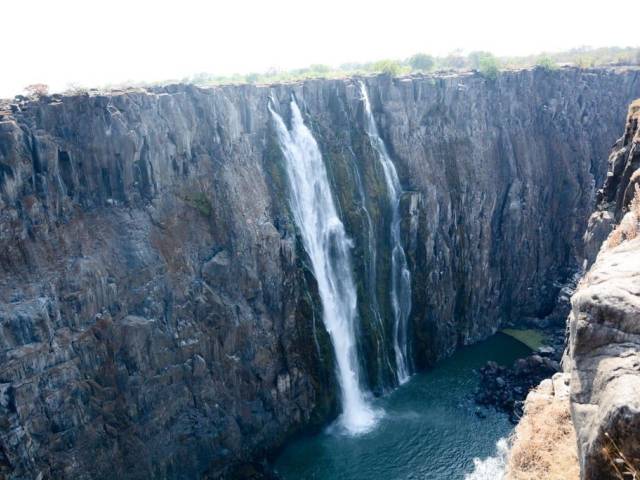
[1,67,639,479]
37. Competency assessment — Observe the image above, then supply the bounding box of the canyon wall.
[0,68,638,479]
[567,99,640,479]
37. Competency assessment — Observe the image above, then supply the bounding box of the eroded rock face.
[0,68,639,479]
[569,99,640,479]
[0,86,337,479]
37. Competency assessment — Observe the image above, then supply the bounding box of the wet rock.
[1,69,639,478]
[537,345,555,357]
[475,334,563,421]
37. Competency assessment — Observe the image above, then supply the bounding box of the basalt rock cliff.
[0,68,639,479]
[567,99,640,479]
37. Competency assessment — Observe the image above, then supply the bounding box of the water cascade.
[270,98,377,434]
[346,145,395,388]
[359,82,413,384]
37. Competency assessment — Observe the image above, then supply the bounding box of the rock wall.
[568,99,640,479]
[0,68,639,479]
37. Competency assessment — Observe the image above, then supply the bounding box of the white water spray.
[359,82,413,384]
[464,438,510,480]
[270,98,377,434]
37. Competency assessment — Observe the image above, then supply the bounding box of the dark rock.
[0,69,639,478]
[475,328,564,420]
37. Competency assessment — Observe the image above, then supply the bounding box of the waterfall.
[359,82,413,384]
[346,145,395,389]
[270,98,377,434]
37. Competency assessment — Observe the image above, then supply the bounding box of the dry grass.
[603,432,640,480]
[506,386,580,480]
[608,184,640,248]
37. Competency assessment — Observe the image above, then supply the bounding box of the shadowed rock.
[0,68,639,479]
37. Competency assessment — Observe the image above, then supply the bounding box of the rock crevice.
[0,69,639,478]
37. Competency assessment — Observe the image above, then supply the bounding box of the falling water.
[359,82,413,384]
[346,146,395,388]
[270,98,377,434]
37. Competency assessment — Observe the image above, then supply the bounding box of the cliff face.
[568,99,640,479]
[0,68,638,479]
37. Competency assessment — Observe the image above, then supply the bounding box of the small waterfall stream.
[270,98,377,434]
[359,82,413,384]
[346,145,395,388]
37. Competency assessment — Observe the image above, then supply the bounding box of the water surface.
[274,333,530,480]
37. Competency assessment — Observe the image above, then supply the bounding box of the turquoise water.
[274,333,530,480]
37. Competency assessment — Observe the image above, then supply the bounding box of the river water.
[274,333,530,480]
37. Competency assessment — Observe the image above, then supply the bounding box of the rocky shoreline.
[474,339,561,423]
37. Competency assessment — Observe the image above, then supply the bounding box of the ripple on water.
[274,333,530,480]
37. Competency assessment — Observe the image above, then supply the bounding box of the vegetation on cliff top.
[32,46,637,95]
[178,46,640,87]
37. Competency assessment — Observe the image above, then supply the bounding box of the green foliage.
[183,191,212,217]
[100,46,639,91]
[440,50,467,70]
[371,59,403,76]
[408,53,434,71]
[478,54,500,80]
[536,56,557,70]
[309,64,331,74]
[467,51,493,70]
[245,72,260,83]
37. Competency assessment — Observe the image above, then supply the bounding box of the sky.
[2,0,638,98]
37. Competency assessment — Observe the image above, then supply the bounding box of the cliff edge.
[509,99,640,480]
[0,69,639,479]
[569,99,640,479]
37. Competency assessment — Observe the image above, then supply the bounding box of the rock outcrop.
[0,68,639,479]
[567,99,640,479]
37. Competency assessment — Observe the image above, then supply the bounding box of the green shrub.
[576,56,596,68]
[478,55,500,80]
[371,60,402,77]
[439,51,467,70]
[467,51,493,70]
[536,56,557,70]
[408,53,434,71]
[372,60,403,76]
[183,191,212,217]
[245,73,260,83]
[309,64,331,74]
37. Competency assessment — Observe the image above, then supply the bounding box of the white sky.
[2,0,637,98]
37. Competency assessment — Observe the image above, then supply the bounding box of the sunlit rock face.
[0,68,638,479]
[568,99,640,480]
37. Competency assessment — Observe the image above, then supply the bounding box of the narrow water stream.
[274,333,531,480]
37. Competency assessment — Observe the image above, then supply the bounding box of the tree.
[24,83,49,98]
[309,64,331,74]
[440,51,467,70]
[535,56,557,70]
[478,55,500,80]
[467,51,493,70]
[372,60,402,76]
[408,53,434,72]
[244,73,260,84]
